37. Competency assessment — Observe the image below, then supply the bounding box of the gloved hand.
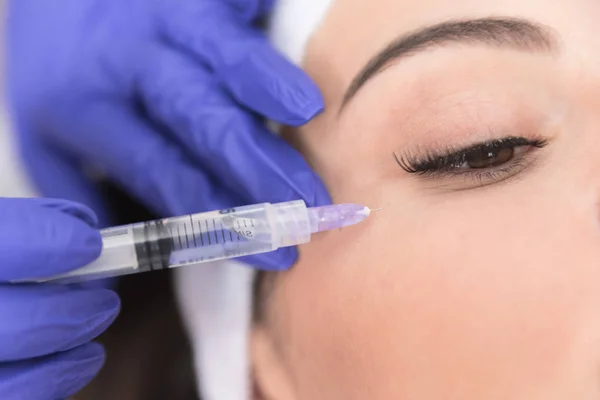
[0,197,120,400]
[5,0,330,270]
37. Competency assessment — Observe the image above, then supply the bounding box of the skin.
[251,0,600,399]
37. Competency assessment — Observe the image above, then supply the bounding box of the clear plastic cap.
[267,201,371,248]
[268,200,312,247]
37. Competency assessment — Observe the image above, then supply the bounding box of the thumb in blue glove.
[0,197,120,400]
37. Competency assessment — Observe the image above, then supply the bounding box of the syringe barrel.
[41,200,313,283]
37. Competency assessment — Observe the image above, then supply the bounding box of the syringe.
[36,200,374,283]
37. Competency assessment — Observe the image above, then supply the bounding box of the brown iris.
[465,147,514,169]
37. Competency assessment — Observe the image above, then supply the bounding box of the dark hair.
[75,183,199,400]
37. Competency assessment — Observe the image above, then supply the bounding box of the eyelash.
[394,136,548,182]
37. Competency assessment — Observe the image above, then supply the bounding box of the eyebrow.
[340,17,558,110]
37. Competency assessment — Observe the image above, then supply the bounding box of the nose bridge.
[580,97,600,249]
[563,81,600,179]
[544,85,600,262]
[574,107,600,226]
[536,75,600,315]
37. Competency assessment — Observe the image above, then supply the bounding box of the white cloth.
[174,1,335,399]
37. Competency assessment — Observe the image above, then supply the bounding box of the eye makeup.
[394,136,548,187]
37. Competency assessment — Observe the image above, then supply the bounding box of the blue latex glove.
[0,197,120,400]
[5,0,331,270]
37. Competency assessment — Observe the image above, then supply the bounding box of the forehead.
[302,0,600,104]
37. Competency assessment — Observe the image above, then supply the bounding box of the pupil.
[466,147,514,169]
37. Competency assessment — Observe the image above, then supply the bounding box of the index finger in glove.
[39,97,245,217]
[0,285,119,361]
[156,0,324,126]
[19,131,114,227]
[0,198,102,281]
[0,342,105,400]
[135,46,331,208]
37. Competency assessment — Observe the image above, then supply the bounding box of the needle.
[365,207,383,216]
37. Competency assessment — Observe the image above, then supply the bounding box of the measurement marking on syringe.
[221,222,227,243]
[190,216,198,247]
[196,220,205,246]
[205,220,212,245]
[176,226,183,249]
[235,219,241,239]
[183,224,190,248]
[168,227,176,247]
[213,219,219,244]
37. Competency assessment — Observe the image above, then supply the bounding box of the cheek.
[271,195,600,399]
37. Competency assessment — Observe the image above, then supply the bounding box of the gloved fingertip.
[260,71,325,126]
[310,175,333,208]
[287,96,325,126]
[273,247,299,270]
[0,198,105,281]
[0,342,106,400]
[49,289,119,356]
[88,288,121,316]
[259,54,325,125]
[35,197,99,227]
[84,301,121,341]
[0,287,121,360]
[80,290,121,338]
[67,341,106,363]
[289,170,332,209]
[61,228,103,275]
[223,45,325,125]
[58,343,106,398]
[241,246,298,271]
[75,277,118,291]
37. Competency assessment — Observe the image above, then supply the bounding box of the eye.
[454,144,516,169]
[395,136,547,183]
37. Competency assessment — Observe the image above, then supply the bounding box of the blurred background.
[0,0,37,199]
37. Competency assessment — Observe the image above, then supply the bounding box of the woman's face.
[252,0,600,398]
